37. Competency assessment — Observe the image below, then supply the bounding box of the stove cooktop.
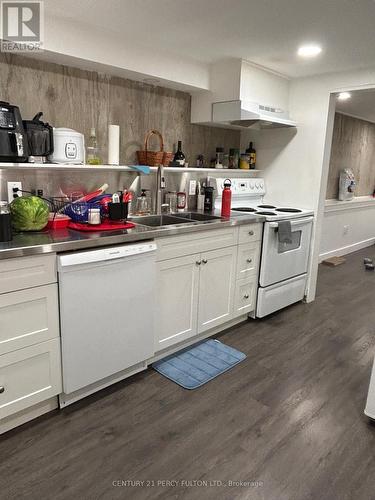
[231,204,312,221]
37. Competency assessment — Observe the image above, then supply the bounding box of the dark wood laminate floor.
[2,248,375,500]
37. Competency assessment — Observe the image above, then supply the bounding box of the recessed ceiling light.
[297,45,322,57]
[337,92,351,101]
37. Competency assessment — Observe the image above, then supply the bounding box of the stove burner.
[275,208,302,213]
[256,211,277,216]
[258,204,276,209]
[232,207,257,212]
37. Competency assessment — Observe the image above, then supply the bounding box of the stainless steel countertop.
[0,213,265,260]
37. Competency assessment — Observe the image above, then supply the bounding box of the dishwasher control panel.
[58,242,157,268]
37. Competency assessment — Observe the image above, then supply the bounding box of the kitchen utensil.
[22,112,53,160]
[48,128,85,164]
[136,129,173,166]
[0,101,28,162]
[68,220,135,232]
[0,201,12,241]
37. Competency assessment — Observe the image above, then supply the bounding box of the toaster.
[48,128,85,164]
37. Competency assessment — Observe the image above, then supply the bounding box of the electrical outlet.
[343,225,349,235]
[7,181,22,203]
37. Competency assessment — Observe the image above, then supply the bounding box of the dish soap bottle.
[87,128,101,165]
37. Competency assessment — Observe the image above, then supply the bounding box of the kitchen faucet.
[155,163,166,215]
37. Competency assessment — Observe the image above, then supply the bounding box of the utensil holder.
[108,202,128,221]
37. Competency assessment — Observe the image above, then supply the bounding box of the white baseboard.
[319,238,375,262]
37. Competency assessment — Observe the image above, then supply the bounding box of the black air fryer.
[0,101,28,162]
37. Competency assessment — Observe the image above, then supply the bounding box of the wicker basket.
[137,129,173,166]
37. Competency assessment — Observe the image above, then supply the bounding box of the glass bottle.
[87,127,101,165]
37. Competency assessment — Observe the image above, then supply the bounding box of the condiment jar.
[177,191,186,211]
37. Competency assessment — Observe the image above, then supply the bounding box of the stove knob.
[250,182,255,190]
[260,182,264,190]
[255,182,260,189]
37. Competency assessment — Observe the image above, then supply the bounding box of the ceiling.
[45,0,375,79]
[336,89,375,123]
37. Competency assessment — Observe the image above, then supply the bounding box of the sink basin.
[130,215,197,227]
[177,212,223,222]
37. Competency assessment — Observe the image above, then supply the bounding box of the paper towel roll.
[108,125,120,165]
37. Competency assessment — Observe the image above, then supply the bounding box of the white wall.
[320,198,375,259]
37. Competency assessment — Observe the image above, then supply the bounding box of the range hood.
[212,100,297,129]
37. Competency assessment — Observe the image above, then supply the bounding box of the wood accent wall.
[326,112,375,199]
[0,53,239,165]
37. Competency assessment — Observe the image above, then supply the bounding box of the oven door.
[259,217,313,287]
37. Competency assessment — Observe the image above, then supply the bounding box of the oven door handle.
[269,216,314,229]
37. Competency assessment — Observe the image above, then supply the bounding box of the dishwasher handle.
[58,242,157,268]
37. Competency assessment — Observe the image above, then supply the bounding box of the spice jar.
[239,153,250,170]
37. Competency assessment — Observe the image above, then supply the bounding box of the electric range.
[214,177,314,318]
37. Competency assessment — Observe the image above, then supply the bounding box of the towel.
[132,165,151,174]
[278,220,293,244]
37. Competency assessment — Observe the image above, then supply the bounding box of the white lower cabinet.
[156,254,200,351]
[197,247,236,334]
[0,338,62,419]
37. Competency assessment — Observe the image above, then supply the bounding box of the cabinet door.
[197,246,236,334]
[0,284,60,356]
[155,254,200,351]
[0,338,62,419]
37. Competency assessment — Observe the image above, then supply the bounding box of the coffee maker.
[0,101,28,162]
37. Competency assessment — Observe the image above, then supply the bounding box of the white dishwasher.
[57,242,156,406]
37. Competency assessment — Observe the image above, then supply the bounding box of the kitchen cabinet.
[155,223,263,353]
[156,254,200,351]
[0,338,62,419]
[197,247,236,334]
[0,284,59,355]
[0,253,61,430]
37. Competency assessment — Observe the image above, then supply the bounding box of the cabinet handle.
[202,259,208,264]
[0,387,4,394]
[248,230,254,236]
[244,294,250,299]
[196,260,202,266]
[247,258,252,263]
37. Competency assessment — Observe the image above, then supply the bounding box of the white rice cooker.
[48,128,85,164]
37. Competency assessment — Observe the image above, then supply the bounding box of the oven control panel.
[212,178,266,197]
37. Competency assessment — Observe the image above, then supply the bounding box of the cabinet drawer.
[238,223,263,245]
[0,338,62,419]
[0,254,56,294]
[233,278,257,317]
[236,242,261,280]
[0,284,59,356]
[156,227,236,261]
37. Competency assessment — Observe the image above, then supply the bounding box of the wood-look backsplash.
[326,112,375,199]
[0,53,240,165]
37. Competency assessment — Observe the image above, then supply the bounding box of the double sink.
[130,212,223,228]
